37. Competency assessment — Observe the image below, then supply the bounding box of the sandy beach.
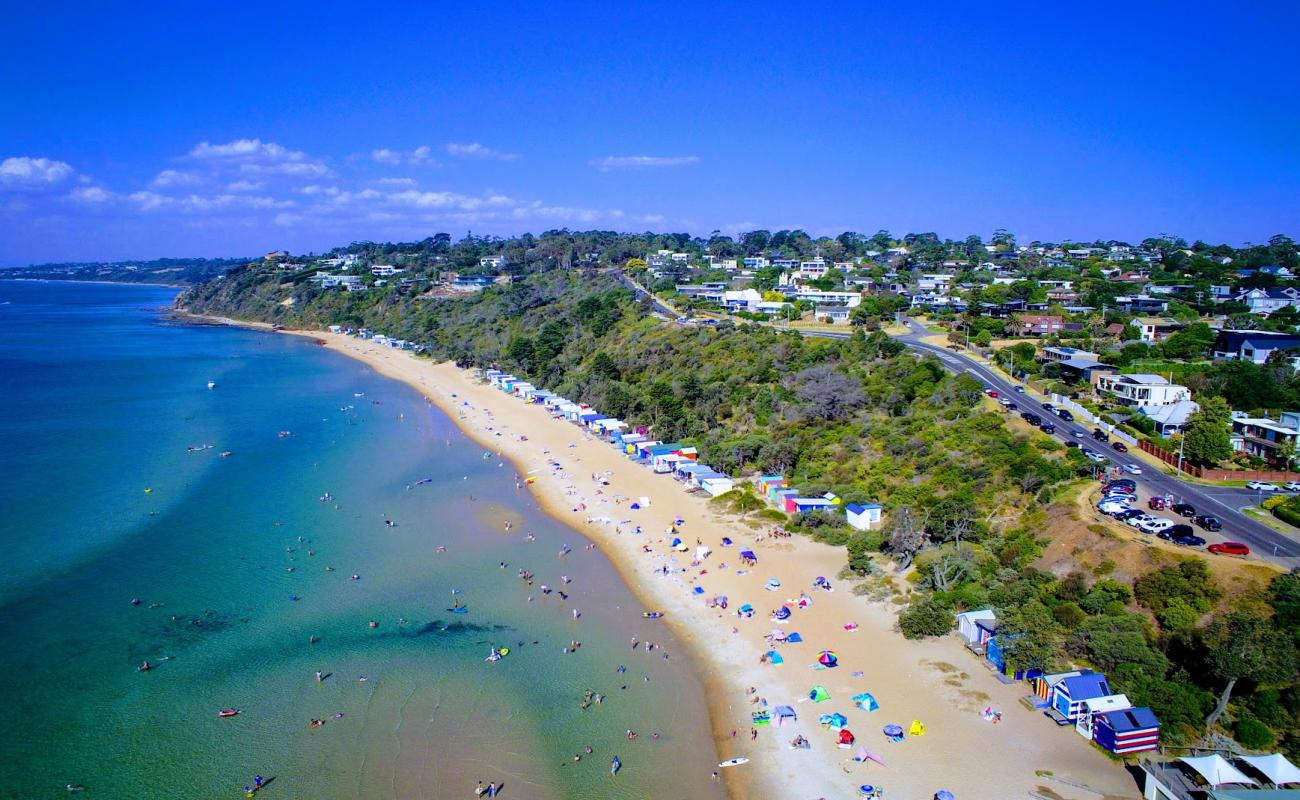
[263,328,1138,800]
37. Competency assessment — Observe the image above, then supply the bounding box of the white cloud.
[374,177,417,187]
[590,155,700,171]
[369,145,439,167]
[0,156,75,189]
[274,212,303,227]
[370,148,402,165]
[227,180,263,192]
[151,169,201,188]
[409,145,435,165]
[446,142,520,161]
[68,186,114,204]
[190,138,302,161]
[127,190,174,211]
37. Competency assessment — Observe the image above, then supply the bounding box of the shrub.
[899,598,954,639]
[1234,715,1276,750]
[1262,494,1288,511]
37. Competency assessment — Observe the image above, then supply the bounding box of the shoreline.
[187,312,1141,800]
[0,277,190,289]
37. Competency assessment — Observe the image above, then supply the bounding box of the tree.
[883,507,927,568]
[1119,322,1142,342]
[899,598,954,638]
[1182,396,1233,467]
[1161,322,1216,360]
[996,601,1062,673]
[1203,611,1298,729]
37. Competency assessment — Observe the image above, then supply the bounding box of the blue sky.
[1,2,1297,264]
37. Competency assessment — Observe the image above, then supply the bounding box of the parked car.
[1285,482,1300,492]
[986,390,1000,399]
[1208,542,1250,556]
[1057,409,1075,422]
[1173,533,1207,547]
[1092,428,1110,442]
[1123,463,1142,475]
[1148,496,1168,510]
[1125,514,1158,529]
[1162,524,1195,540]
[1111,441,1128,452]
[1117,509,1147,521]
[1098,502,1130,515]
[1193,515,1223,531]
[1171,503,1196,517]
[1108,479,1137,491]
[1014,385,1025,393]
[1139,518,1174,534]
[1247,481,1280,491]
[1101,492,1136,504]
[1064,440,1079,448]
[1040,422,1056,434]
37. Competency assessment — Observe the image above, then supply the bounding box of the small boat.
[610,756,621,775]
[220,451,232,458]
[446,606,469,614]
[207,381,216,389]
[218,709,241,718]
[641,612,665,619]
[718,757,750,768]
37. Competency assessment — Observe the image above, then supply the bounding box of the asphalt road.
[615,274,1300,566]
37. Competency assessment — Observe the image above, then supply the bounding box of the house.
[1092,707,1160,754]
[370,264,403,276]
[1042,346,1099,364]
[479,255,509,270]
[844,503,882,530]
[1129,316,1183,342]
[1236,287,1300,315]
[956,609,996,651]
[1096,374,1192,407]
[799,258,830,278]
[743,256,769,269]
[1140,399,1201,435]
[916,274,954,293]
[1212,329,1300,365]
[723,288,763,311]
[1051,672,1113,722]
[1006,314,1064,337]
[1114,295,1170,314]
[1231,411,1300,464]
[313,273,364,290]
[816,305,851,324]
[788,289,863,307]
[1238,265,1296,279]
[1046,287,1080,303]
[1057,357,1118,385]
[1075,694,1134,741]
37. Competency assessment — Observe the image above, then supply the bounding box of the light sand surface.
[272,328,1140,800]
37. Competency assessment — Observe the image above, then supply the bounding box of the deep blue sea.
[0,281,719,799]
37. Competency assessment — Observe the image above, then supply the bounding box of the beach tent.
[818,650,839,667]
[773,705,797,726]
[766,577,781,590]
[695,545,711,560]
[765,650,784,665]
[809,686,830,702]
[838,729,856,747]
[852,693,879,712]
[935,792,956,800]
[739,604,754,617]
[721,537,733,546]
[818,712,848,729]
[773,606,792,621]
[1178,755,1258,787]
[908,720,926,736]
[786,632,803,643]
[1238,754,1300,786]
[739,549,758,563]
[770,629,787,642]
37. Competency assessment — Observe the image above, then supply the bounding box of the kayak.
[718,758,750,768]
[447,607,469,614]
[218,709,241,718]
[642,612,664,619]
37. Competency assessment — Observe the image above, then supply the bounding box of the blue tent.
[773,606,792,620]
[766,650,784,665]
[852,692,879,712]
[819,712,848,729]
[786,632,803,643]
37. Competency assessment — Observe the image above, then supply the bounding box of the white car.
[1285,482,1300,492]
[1123,463,1142,475]
[1139,518,1174,534]
[1247,481,1280,491]
[1101,493,1135,505]
[1072,430,1085,438]
[1098,502,1129,515]
[1014,386,1025,393]
[999,398,1014,407]
[1125,514,1157,529]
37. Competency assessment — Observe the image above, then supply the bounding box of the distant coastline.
[0,277,188,289]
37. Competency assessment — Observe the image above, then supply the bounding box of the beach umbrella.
[882,724,904,740]
[818,650,838,667]
[739,603,754,614]
[935,792,955,800]
[721,537,733,546]
[852,692,879,712]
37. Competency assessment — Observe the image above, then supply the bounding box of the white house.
[370,264,404,276]
[1096,374,1191,408]
[479,255,509,269]
[799,258,830,278]
[816,306,851,324]
[1236,287,1300,315]
[1139,400,1200,435]
[845,503,882,530]
[1231,411,1300,464]
[723,289,763,310]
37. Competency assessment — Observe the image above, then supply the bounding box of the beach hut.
[1092,706,1160,754]
[770,486,797,505]
[1052,673,1113,722]
[699,475,736,497]
[757,475,787,493]
[956,609,997,651]
[677,446,698,461]
[785,496,835,514]
[1075,694,1132,740]
[809,686,830,702]
[773,705,797,726]
[1030,670,1089,707]
[852,693,879,712]
[845,503,883,530]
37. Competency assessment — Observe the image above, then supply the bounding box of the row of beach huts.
[956,609,1161,756]
[477,368,884,529]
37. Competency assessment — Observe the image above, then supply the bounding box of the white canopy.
[1239,753,1300,786]
[1179,755,1258,787]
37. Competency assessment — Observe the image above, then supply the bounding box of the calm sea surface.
[0,280,720,799]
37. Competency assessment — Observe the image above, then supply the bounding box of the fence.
[1137,440,1300,481]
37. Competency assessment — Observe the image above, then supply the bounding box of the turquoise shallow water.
[0,281,720,799]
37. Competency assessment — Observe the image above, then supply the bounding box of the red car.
[1147,496,1168,510]
[987,390,999,399]
[1207,542,1250,556]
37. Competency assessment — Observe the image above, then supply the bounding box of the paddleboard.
[718,758,750,768]
[446,607,469,613]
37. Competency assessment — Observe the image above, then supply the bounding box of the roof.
[845,503,882,514]
[1118,373,1171,385]
[1180,755,1258,788]
[1238,753,1300,786]
[1060,673,1111,700]
[1208,791,1300,799]
[1141,399,1200,425]
[1060,357,1114,370]
[1215,329,1300,351]
[1098,706,1160,732]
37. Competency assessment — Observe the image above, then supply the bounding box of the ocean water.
[0,281,721,799]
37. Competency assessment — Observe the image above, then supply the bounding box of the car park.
[1173,534,1207,547]
[1148,496,1168,510]
[1208,542,1250,556]
[1285,482,1300,492]
[1057,409,1075,421]
[1123,463,1142,475]
[1171,503,1196,517]
[1111,441,1128,452]
[1193,515,1223,531]
[1246,481,1279,491]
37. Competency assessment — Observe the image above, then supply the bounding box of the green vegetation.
[0,256,247,285]
[183,235,1300,757]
